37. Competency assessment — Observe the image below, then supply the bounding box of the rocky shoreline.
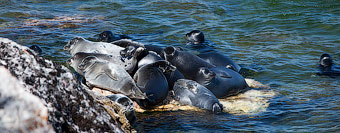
[0,38,134,132]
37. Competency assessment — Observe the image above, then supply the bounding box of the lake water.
[1,0,340,132]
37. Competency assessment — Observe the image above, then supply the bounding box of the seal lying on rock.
[133,60,176,109]
[106,94,136,124]
[64,36,124,56]
[318,53,340,77]
[68,47,145,75]
[196,67,248,98]
[173,79,223,114]
[163,46,215,81]
[78,56,146,99]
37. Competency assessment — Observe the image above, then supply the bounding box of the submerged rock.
[0,38,134,132]
[0,66,54,132]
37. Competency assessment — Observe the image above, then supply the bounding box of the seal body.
[186,30,205,44]
[196,67,248,98]
[68,48,143,75]
[106,94,136,124]
[64,37,124,56]
[173,79,223,114]
[198,52,241,72]
[78,56,146,99]
[163,46,215,81]
[133,60,176,109]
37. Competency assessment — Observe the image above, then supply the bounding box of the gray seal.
[64,36,124,56]
[163,46,215,81]
[68,46,145,75]
[198,52,241,72]
[106,94,136,124]
[196,67,248,98]
[173,79,223,114]
[78,56,146,99]
[133,60,176,109]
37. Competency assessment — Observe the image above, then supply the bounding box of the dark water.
[1,0,340,132]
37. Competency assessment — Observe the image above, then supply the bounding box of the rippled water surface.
[1,0,340,132]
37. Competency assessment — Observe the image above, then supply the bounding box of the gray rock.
[0,38,133,132]
[0,66,54,133]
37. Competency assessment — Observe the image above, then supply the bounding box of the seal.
[77,56,146,99]
[68,46,145,75]
[137,51,163,68]
[133,60,176,109]
[173,79,223,114]
[318,53,340,77]
[29,45,42,54]
[97,31,130,42]
[137,51,184,90]
[196,67,248,98]
[186,30,205,44]
[106,94,136,124]
[163,46,215,81]
[111,39,165,58]
[64,36,124,56]
[198,52,241,72]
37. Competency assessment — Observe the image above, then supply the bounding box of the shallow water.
[1,0,340,132]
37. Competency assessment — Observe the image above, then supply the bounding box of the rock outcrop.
[0,66,54,132]
[0,38,133,132]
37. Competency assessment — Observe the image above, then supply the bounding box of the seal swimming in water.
[133,60,176,109]
[163,46,215,81]
[29,45,42,54]
[77,56,146,99]
[97,31,131,42]
[173,79,223,114]
[67,46,145,75]
[186,30,205,44]
[318,53,340,77]
[196,67,248,98]
[64,36,124,56]
[198,52,241,72]
[106,94,136,124]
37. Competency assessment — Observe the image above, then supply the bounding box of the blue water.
[1,0,340,132]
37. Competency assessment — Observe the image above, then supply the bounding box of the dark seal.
[133,60,176,109]
[163,46,215,81]
[173,79,223,114]
[196,67,248,98]
[97,31,130,42]
[318,53,340,77]
[198,52,241,72]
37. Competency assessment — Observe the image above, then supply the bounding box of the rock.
[0,66,54,133]
[0,38,134,132]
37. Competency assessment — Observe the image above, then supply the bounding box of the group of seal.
[64,30,253,114]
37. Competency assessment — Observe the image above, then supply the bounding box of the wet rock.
[0,66,54,133]
[0,38,133,132]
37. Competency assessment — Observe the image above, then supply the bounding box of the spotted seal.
[173,79,223,114]
[78,56,146,99]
